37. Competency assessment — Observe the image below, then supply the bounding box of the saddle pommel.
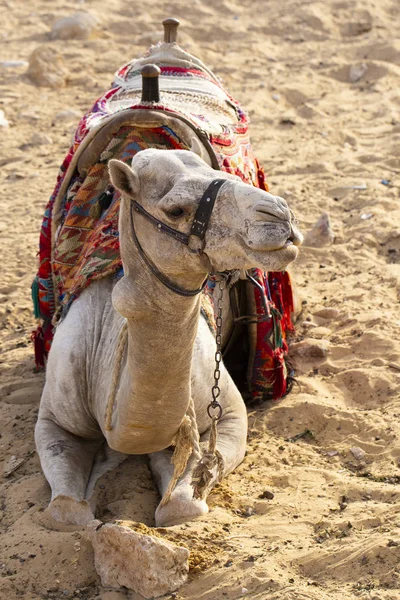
[141,64,161,103]
[162,18,179,43]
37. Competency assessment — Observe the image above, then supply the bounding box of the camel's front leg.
[35,417,103,526]
[150,392,247,527]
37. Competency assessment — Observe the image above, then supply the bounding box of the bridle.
[129,178,227,296]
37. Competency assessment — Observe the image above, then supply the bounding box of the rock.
[88,520,189,598]
[290,339,329,359]
[50,12,97,40]
[350,446,366,461]
[29,132,53,146]
[258,490,274,500]
[349,63,368,83]
[3,455,26,477]
[303,213,334,248]
[0,110,9,127]
[27,45,69,88]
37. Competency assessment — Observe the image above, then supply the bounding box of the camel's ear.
[108,159,139,198]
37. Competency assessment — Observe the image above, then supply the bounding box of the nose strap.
[189,179,227,240]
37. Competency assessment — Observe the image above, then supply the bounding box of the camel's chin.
[250,243,299,271]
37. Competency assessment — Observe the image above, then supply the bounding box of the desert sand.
[1,0,400,599]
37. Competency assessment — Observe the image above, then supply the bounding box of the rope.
[105,322,128,431]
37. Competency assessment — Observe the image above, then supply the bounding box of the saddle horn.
[162,18,179,43]
[141,64,161,103]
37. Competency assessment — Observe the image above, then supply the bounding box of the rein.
[129,178,227,296]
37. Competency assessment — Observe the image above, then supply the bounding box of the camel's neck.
[106,271,203,454]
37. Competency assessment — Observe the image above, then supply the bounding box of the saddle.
[32,19,295,403]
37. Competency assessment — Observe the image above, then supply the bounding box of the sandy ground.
[1,0,400,599]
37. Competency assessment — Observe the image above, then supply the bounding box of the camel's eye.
[166,206,185,218]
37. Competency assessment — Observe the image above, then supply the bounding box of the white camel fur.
[35,148,302,527]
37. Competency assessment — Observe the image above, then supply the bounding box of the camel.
[35,147,302,528]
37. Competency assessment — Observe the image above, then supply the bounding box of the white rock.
[27,45,69,88]
[0,110,9,127]
[50,12,97,40]
[303,212,334,248]
[349,63,368,83]
[88,520,189,598]
[29,132,53,146]
[350,446,366,461]
[290,339,329,359]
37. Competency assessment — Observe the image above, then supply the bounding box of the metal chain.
[207,276,226,421]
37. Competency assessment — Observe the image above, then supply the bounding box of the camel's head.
[109,149,302,288]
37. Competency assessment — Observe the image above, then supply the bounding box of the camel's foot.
[44,495,95,527]
[155,484,209,527]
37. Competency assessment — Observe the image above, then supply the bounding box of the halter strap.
[129,178,227,296]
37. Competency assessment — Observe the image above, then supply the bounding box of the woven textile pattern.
[32,57,294,402]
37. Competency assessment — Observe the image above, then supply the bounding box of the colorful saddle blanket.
[32,41,294,402]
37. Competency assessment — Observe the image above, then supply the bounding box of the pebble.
[241,588,249,595]
[350,446,366,461]
[27,45,69,88]
[50,12,97,40]
[303,213,334,248]
[290,339,329,359]
[0,109,9,127]
[29,132,53,146]
[349,63,368,83]
[258,490,274,500]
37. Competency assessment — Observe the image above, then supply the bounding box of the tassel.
[273,349,287,399]
[31,327,46,370]
[31,276,41,319]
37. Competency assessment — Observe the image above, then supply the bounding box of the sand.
[1,0,400,599]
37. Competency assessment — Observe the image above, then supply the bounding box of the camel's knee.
[43,495,95,528]
[155,483,209,527]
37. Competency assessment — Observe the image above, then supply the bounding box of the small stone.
[290,339,329,359]
[224,559,233,567]
[50,12,97,41]
[258,490,274,500]
[27,45,69,88]
[88,520,189,598]
[303,213,334,248]
[387,539,399,547]
[241,588,248,595]
[326,450,339,457]
[242,506,254,518]
[29,132,53,146]
[0,110,9,128]
[349,63,368,83]
[350,446,366,461]
[3,455,26,477]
